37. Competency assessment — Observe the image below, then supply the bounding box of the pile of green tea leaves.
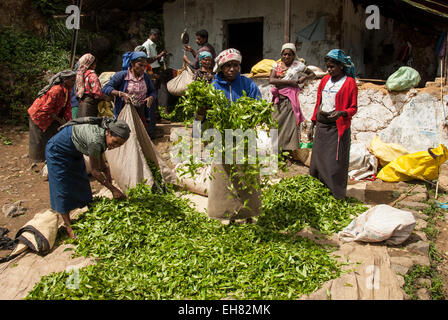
[260,175,367,235]
[26,181,355,300]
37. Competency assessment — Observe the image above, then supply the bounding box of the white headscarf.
[281,43,296,55]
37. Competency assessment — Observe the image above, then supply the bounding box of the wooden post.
[284,0,291,43]
[70,0,82,69]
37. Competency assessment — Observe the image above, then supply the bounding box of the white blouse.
[320,75,347,113]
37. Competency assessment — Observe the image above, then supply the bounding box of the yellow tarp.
[377,144,448,182]
[250,59,276,74]
[368,136,409,167]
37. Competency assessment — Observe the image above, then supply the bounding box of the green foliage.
[260,175,367,235]
[404,264,445,300]
[26,183,344,300]
[32,0,66,16]
[0,28,70,124]
[175,81,284,194]
[0,134,12,146]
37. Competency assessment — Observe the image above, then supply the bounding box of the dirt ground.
[1,123,448,299]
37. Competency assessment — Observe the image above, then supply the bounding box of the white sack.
[338,204,416,245]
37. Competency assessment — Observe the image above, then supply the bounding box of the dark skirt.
[28,117,59,163]
[273,95,299,151]
[309,119,351,199]
[77,96,98,118]
[45,126,92,214]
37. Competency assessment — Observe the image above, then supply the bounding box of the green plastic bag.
[386,66,421,92]
[300,142,313,149]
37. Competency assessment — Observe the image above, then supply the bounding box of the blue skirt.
[45,126,93,214]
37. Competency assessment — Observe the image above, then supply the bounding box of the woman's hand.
[111,187,126,200]
[327,111,347,121]
[298,76,307,84]
[145,96,155,108]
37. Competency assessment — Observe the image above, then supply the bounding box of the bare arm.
[89,155,126,199]
[268,69,298,87]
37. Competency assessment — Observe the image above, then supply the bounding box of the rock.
[391,264,410,275]
[407,241,430,256]
[2,200,27,218]
[398,201,430,211]
[406,193,427,202]
[415,219,428,231]
[412,185,427,194]
[21,154,28,159]
[416,278,431,287]
[346,183,366,202]
[414,231,428,242]
[412,212,429,221]
[416,288,431,300]
[390,256,414,269]
[396,275,405,287]
[409,254,430,267]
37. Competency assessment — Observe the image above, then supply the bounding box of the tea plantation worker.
[184,29,217,70]
[102,52,161,139]
[269,43,315,158]
[212,48,262,101]
[46,117,130,239]
[76,53,107,118]
[307,49,357,199]
[27,70,76,164]
[191,51,215,83]
[142,28,167,76]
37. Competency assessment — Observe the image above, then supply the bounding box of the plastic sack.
[377,144,448,182]
[167,65,194,96]
[348,143,378,180]
[386,66,421,92]
[338,204,415,245]
[250,59,275,74]
[368,136,409,167]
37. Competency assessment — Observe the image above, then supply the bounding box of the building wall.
[164,0,352,71]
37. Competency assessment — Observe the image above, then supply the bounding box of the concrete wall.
[254,77,448,153]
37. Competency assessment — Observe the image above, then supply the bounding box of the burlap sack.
[105,103,177,192]
[207,163,262,220]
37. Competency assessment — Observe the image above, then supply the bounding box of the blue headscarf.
[326,49,356,78]
[122,51,148,70]
[198,51,213,65]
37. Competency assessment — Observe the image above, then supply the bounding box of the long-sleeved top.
[102,70,157,118]
[311,74,358,138]
[28,84,72,132]
[212,72,262,102]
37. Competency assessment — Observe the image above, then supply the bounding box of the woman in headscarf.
[192,51,215,83]
[27,70,76,164]
[76,53,106,118]
[307,49,358,199]
[46,117,130,239]
[102,51,159,139]
[212,48,261,101]
[269,43,315,159]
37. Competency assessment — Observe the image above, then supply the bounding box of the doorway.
[223,18,264,74]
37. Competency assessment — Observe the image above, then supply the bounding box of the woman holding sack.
[308,49,358,199]
[191,51,215,83]
[269,43,315,158]
[76,53,106,118]
[28,70,76,164]
[46,117,130,239]
[102,52,160,139]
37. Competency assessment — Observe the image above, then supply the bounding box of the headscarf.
[58,117,131,141]
[122,51,148,71]
[326,49,356,78]
[76,53,96,99]
[198,51,213,67]
[281,43,296,55]
[37,70,76,98]
[213,48,242,73]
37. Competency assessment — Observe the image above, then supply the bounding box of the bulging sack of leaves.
[207,163,262,220]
